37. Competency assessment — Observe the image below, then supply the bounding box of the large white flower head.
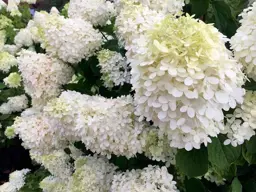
[97,49,131,88]
[4,72,22,88]
[31,9,103,64]
[31,150,72,180]
[68,0,116,26]
[130,14,245,150]
[115,2,165,49]
[0,52,17,73]
[230,2,256,81]
[223,91,256,146]
[0,95,28,114]
[67,155,117,192]
[11,111,67,154]
[0,169,30,192]
[17,50,73,107]
[115,0,184,14]
[111,165,178,192]
[44,91,145,158]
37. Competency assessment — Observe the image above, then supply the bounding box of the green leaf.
[176,147,208,177]
[0,83,6,89]
[208,136,241,173]
[185,178,206,192]
[190,0,210,17]
[231,177,242,192]
[242,145,256,165]
[246,136,256,154]
[224,0,248,18]
[210,0,239,38]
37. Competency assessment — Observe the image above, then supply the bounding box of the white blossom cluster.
[10,111,67,154]
[0,95,28,114]
[223,91,256,146]
[9,90,176,162]
[111,165,178,192]
[0,51,17,73]
[122,13,245,150]
[40,176,67,192]
[68,0,116,26]
[14,28,34,48]
[97,49,130,88]
[231,2,256,81]
[0,169,30,192]
[141,128,177,165]
[17,50,73,107]
[31,150,72,180]
[28,8,103,64]
[115,0,185,14]
[40,155,117,192]
[44,91,145,158]
[115,2,165,48]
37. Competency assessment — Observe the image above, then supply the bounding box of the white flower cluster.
[223,91,256,146]
[68,0,116,26]
[123,14,245,150]
[115,2,165,48]
[231,2,256,81]
[40,155,117,192]
[9,90,176,162]
[44,91,145,158]
[0,51,17,73]
[28,9,103,64]
[14,28,34,48]
[97,49,130,88]
[111,165,178,192]
[115,0,185,14]
[17,50,73,106]
[0,95,28,114]
[0,169,30,192]
[141,128,177,165]
[31,150,72,180]
[40,176,67,192]
[4,72,21,88]
[11,112,67,154]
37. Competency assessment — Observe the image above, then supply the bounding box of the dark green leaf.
[0,83,6,89]
[185,178,206,192]
[208,137,241,173]
[231,177,242,192]
[176,147,208,177]
[246,136,256,154]
[210,0,239,38]
[190,0,210,17]
[242,145,256,165]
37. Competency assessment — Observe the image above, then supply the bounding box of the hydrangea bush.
[1,0,256,191]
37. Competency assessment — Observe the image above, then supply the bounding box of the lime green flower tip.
[4,72,21,88]
[5,126,15,139]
